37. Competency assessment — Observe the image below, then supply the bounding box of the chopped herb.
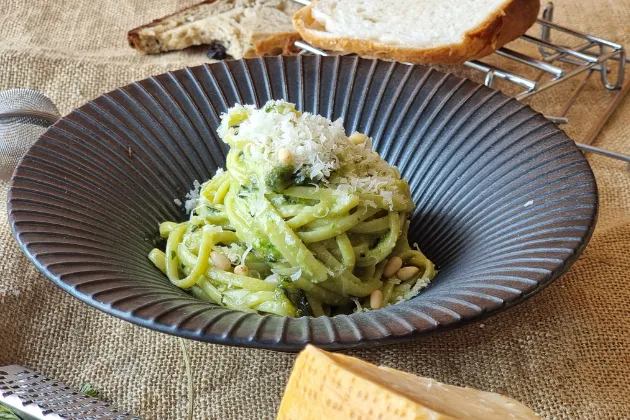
[281,195,318,206]
[278,275,293,287]
[281,286,311,317]
[371,234,388,249]
[266,165,295,193]
[293,172,309,186]
[190,225,199,232]
[253,239,281,262]
[205,206,218,213]
[170,251,177,260]
[239,185,257,196]
[180,263,186,270]
[80,383,100,399]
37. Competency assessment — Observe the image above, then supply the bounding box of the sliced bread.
[128,0,302,59]
[293,0,540,64]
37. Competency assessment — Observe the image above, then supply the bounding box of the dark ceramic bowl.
[7,56,597,351]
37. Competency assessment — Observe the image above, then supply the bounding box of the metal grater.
[0,365,140,420]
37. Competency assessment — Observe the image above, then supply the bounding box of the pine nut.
[349,132,368,145]
[383,256,403,278]
[370,290,383,310]
[278,148,292,165]
[397,266,420,281]
[210,251,232,271]
[234,264,249,276]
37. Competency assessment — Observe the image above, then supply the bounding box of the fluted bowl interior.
[7,56,597,351]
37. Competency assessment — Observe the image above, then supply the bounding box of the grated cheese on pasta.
[218,100,401,206]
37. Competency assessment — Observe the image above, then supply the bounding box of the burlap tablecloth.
[1,1,629,418]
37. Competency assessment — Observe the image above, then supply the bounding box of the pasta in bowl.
[9,56,596,350]
[150,100,436,317]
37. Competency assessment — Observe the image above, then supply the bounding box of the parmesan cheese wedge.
[278,345,539,420]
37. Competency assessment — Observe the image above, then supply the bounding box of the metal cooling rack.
[292,2,630,163]
[0,365,139,420]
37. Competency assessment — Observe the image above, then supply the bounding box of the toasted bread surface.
[292,0,540,64]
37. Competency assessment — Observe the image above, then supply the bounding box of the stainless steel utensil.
[0,89,60,181]
[0,365,139,420]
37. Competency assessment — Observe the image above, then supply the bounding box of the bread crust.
[249,32,302,57]
[292,0,540,64]
[127,0,217,54]
[128,0,302,56]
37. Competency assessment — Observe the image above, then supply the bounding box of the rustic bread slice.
[128,0,302,58]
[293,0,540,64]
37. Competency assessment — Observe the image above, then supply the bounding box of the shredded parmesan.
[351,297,369,313]
[290,269,302,281]
[219,100,348,181]
[184,180,202,214]
[214,243,246,265]
[396,276,432,303]
[217,100,401,202]
[241,244,253,264]
[380,190,394,211]
[264,274,279,284]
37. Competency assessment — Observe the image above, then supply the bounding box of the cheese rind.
[277,345,539,420]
